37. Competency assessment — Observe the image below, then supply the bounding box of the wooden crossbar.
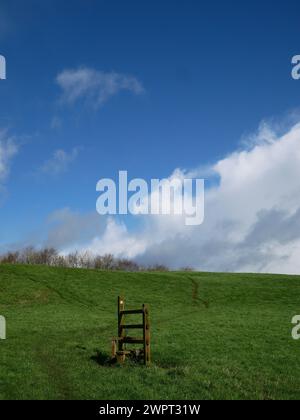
[120,309,144,315]
[120,324,144,329]
[121,337,144,344]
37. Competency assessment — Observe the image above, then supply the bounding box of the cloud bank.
[43,119,300,274]
[56,67,144,107]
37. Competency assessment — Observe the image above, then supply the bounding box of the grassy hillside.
[0,264,299,400]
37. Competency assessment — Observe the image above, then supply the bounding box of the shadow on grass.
[91,350,117,366]
[91,349,150,367]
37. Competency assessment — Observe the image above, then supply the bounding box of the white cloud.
[41,148,79,175]
[56,67,144,107]
[87,218,149,259]
[0,130,18,185]
[43,117,300,274]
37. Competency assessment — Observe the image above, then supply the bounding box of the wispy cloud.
[56,67,144,107]
[40,148,79,176]
[0,130,18,185]
[50,116,62,130]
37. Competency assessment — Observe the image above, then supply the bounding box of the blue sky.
[1,0,300,272]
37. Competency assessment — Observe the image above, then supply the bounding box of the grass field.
[0,264,299,400]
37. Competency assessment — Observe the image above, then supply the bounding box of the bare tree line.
[0,247,194,272]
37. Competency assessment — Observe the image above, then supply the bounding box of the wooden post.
[117,296,126,363]
[143,304,151,366]
[111,339,117,358]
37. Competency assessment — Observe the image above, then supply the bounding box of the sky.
[1,0,300,273]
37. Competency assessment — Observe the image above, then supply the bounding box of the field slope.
[0,264,299,400]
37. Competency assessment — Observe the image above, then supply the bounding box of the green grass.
[0,264,300,400]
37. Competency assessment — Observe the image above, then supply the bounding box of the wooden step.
[120,309,144,315]
[120,324,144,329]
[119,337,144,344]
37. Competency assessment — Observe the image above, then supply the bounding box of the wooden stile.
[111,296,151,366]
